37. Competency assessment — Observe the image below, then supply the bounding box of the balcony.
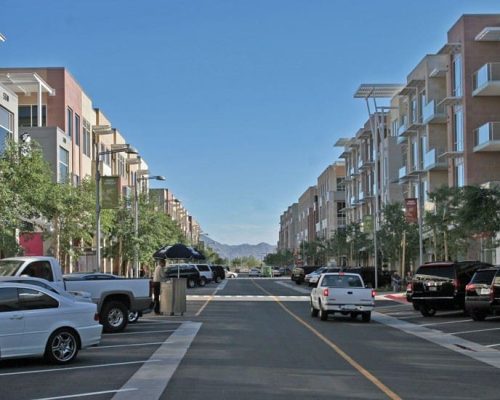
[359,157,375,170]
[398,166,408,180]
[422,100,446,124]
[424,148,447,170]
[473,63,500,96]
[350,196,358,205]
[474,122,500,152]
[398,122,418,138]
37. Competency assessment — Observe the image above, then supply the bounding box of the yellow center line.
[251,279,402,400]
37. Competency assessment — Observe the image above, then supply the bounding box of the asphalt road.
[2,278,500,399]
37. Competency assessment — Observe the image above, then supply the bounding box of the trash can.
[160,278,187,316]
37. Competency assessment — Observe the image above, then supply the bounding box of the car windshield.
[471,269,497,285]
[322,275,363,288]
[415,265,454,281]
[0,260,24,276]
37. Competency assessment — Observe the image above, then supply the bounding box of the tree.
[345,222,371,266]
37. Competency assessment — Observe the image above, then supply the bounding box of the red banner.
[19,232,44,256]
[405,198,418,224]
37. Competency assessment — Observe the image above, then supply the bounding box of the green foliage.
[264,249,294,266]
[231,256,261,268]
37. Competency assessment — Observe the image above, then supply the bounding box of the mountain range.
[200,235,276,261]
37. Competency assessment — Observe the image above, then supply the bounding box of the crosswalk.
[187,295,309,302]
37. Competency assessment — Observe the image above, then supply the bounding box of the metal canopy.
[0,72,55,96]
[354,84,404,99]
[475,27,500,41]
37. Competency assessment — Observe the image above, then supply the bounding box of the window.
[336,177,345,191]
[18,105,46,127]
[410,97,417,123]
[0,287,19,312]
[455,158,465,187]
[18,288,58,310]
[322,275,363,288]
[23,261,54,281]
[75,114,80,146]
[82,119,91,157]
[453,106,464,152]
[67,107,73,138]
[59,146,70,183]
[452,54,462,97]
[0,106,14,152]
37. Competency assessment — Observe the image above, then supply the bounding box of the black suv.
[209,265,226,283]
[291,266,320,284]
[165,264,201,288]
[465,266,500,321]
[411,261,492,317]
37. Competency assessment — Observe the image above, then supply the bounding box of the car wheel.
[319,302,328,321]
[128,311,140,323]
[101,301,128,333]
[310,302,319,317]
[362,312,371,323]
[199,277,207,287]
[412,302,419,311]
[350,312,358,320]
[215,276,222,283]
[187,278,196,288]
[420,306,436,317]
[470,311,487,321]
[44,328,79,364]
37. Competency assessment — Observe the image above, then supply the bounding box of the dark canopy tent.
[153,243,206,260]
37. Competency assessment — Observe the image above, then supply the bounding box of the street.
[2,278,500,399]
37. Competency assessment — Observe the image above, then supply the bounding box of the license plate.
[342,306,356,311]
[429,287,437,291]
[480,288,491,295]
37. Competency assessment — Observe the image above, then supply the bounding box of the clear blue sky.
[2,1,499,245]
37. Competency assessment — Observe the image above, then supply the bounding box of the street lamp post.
[133,172,165,277]
[93,129,137,272]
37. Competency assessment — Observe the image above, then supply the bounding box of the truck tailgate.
[326,288,374,308]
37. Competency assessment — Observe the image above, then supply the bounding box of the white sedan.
[248,269,262,277]
[0,282,102,364]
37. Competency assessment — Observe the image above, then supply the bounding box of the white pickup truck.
[310,272,375,322]
[0,256,152,333]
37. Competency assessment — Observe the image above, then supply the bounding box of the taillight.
[371,290,376,298]
[94,312,100,322]
[323,288,329,297]
[406,283,412,291]
[452,279,459,289]
[465,283,475,292]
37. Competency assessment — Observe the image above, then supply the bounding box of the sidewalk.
[375,291,408,303]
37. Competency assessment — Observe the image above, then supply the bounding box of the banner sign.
[101,176,120,209]
[405,198,418,224]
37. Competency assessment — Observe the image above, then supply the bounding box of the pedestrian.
[391,272,401,292]
[153,259,166,314]
[404,270,413,286]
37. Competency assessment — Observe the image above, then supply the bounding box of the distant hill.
[200,235,276,261]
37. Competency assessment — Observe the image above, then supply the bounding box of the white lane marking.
[486,343,500,348]
[133,319,181,324]
[90,342,165,350]
[112,321,202,400]
[194,279,228,316]
[420,319,472,327]
[111,329,176,336]
[0,360,160,377]
[188,295,309,302]
[373,312,500,370]
[450,327,500,335]
[33,389,137,400]
[274,280,311,294]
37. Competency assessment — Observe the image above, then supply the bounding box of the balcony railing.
[422,100,446,124]
[473,63,500,96]
[474,122,500,152]
[424,148,447,170]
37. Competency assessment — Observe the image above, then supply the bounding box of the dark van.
[411,261,491,317]
[465,266,500,321]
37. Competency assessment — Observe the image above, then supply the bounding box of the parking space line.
[450,327,500,335]
[0,360,160,377]
[420,319,472,327]
[112,321,202,400]
[112,329,176,336]
[90,341,165,349]
[33,388,138,400]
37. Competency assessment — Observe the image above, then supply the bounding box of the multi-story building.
[278,203,299,252]
[316,162,346,239]
[0,81,17,149]
[297,186,318,245]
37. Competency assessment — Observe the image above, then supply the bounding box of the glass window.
[197,265,210,271]
[18,288,58,310]
[67,107,73,138]
[416,265,455,280]
[336,177,345,191]
[18,105,31,127]
[471,270,497,285]
[59,146,70,183]
[82,119,91,157]
[452,54,462,97]
[321,274,363,288]
[0,288,19,312]
[453,107,464,152]
[455,159,465,187]
[23,261,54,281]
[75,114,80,146]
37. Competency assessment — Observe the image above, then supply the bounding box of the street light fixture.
[133,173,166,277]
[0,33,6,43]
[94,135,138,272]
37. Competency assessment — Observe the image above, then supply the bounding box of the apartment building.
[297,186,318,245]
[316,162,346,239]
[278,203,299,252]
[0,81,17,149]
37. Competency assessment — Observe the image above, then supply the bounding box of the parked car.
[248,268,262,277]
[0,257,152,333]
[164,264,201,288]
[0,282,102,364]
[411,261,492,317]
[193,264,213,285]
[306,267,341,286]
[465,266,500,321]
[292,266,320,285]
[272,268,282,277]
[209,265,226,283]
[310,272,375,322]
[341,267,391,288]
[224,267,238,278]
